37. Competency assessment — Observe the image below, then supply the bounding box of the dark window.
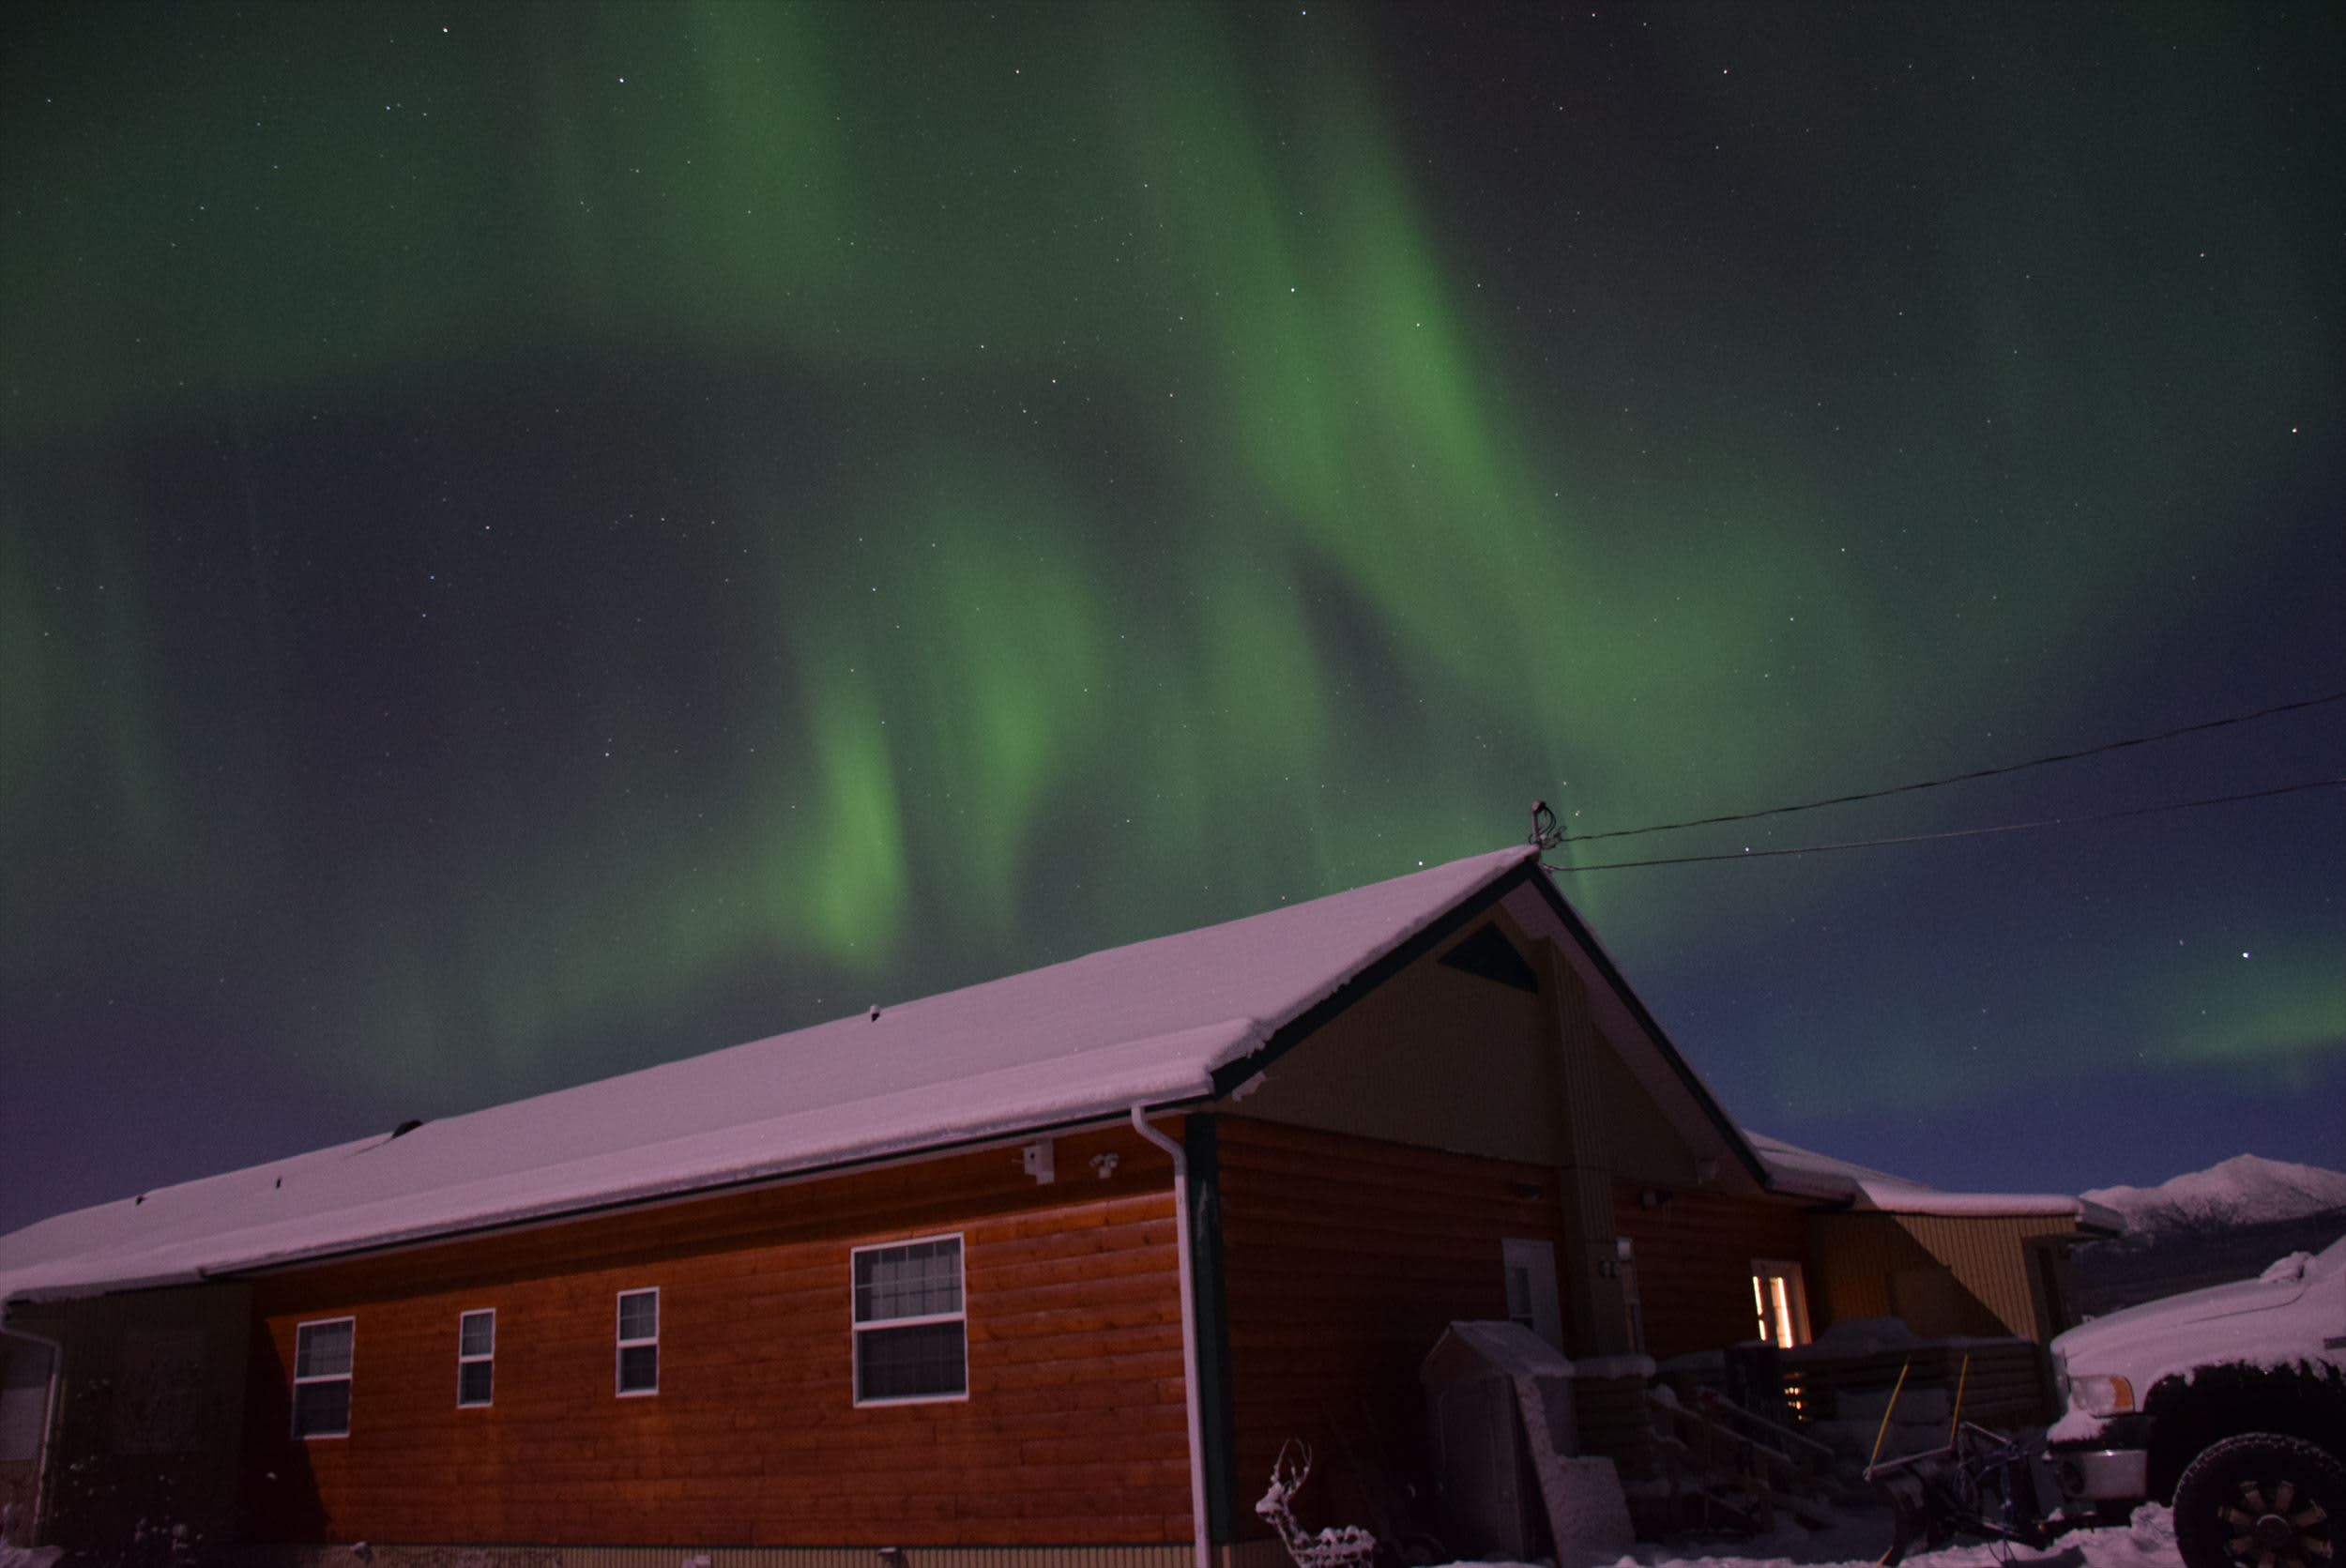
[853,1236,967,1403]
[617,1288,658,1395]
[292,1317,354,1439]
[457,1308,495,1408]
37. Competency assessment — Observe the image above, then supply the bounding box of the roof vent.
[391,1118,425,1139]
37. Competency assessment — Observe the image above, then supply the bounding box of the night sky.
[3,2,2340,1240]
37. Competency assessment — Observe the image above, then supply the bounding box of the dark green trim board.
[1184,1113,1240,1545]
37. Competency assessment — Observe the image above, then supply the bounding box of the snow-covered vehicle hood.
[2053,1233,2346,1395]
[2063,1260,2312,1348]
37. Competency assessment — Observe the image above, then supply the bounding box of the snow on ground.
[1439,1503,2178,1568]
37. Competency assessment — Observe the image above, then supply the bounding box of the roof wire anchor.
[1530,799,1562,851]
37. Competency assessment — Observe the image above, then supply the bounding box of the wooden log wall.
[1610,1183,1810,1360]
[1213,1117,1570,1538]
[237,1124,1190,1547]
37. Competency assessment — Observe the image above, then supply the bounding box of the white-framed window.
[616,1287,659,1395]
[1752,1258,1812,1348]
[1501,1237,1563,1349]
[457,1308,495,1408]
[292,1317,355,1439]
[852,1234,967,1405]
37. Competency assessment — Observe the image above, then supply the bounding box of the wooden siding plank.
[1214,1117,1572,1543]
[237,1125,1194,1547]
[1611,1181,1810,1359]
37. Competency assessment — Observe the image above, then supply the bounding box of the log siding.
[237,1125,1190,1546]
[1611,1183,1812,1360]
[1212,1117,1570,1539]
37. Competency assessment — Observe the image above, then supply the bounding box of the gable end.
[1208,856,1540,1098]
[1510,872,1770,1188]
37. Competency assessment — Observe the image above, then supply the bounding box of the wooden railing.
[1779,1337,2052,1431]
[1659,1335,2053,1436]
[1641,1387,1836,1534]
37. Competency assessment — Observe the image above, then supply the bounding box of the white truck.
[2045,1230,2346,1568]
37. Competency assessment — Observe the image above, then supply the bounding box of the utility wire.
[1550,689,2346,846]
[1542,777,2343,873]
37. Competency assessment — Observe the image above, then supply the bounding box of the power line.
[1549,689,2346,847]
[1542,777,2343,873]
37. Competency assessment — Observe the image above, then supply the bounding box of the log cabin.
[0,845,2115,1560]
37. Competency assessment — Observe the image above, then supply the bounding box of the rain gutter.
[1131,1104,1210,1568]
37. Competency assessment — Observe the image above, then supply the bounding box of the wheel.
[2172,1432,2345,1568]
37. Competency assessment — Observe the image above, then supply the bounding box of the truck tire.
[2172,1432,2343,1568]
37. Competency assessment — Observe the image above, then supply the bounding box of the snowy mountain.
[2085,1153,2346,1236]
[2072,1154,2346,1317]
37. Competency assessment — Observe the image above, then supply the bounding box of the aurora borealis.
[2,1,2339,1234]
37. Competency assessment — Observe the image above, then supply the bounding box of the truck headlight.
[2069,1374,2134,1417]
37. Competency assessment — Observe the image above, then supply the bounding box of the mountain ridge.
[2071,1152,2346,1317]
[2083,1151,2346,1235]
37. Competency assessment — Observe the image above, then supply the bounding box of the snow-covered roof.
[1,845,2116,1308]
[0,847,1543,1304]
[1745,1130,2121,1231]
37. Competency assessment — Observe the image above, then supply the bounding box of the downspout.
[0,1311,64,1548]
[1131,1105,1211,1568]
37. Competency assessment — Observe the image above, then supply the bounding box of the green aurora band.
[1,2,2338,1144]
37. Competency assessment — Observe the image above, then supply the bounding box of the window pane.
[458,1359,494,1407]
[618,1342,659,1393]
[293,1378,350,1438]
[618,1290,658,1341]
[854,1240,962,1323]
[459,1311,495,1358]
[856,1320,967,1402]
[296,1320,352,1378]
[1504,1265,1533,1325]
